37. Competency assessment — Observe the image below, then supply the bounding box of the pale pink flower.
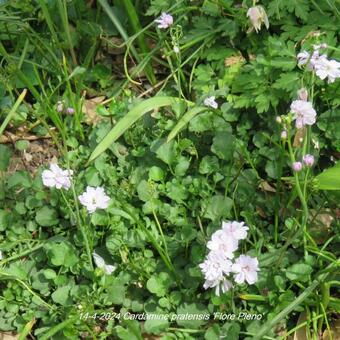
[67,107,75,114]
[232,255,259,285]
[247,6,269,33]
[42,163,73,190]
[155,13,173,29]
[204,96,218,109]
[93,252,116,275]
[207,230,238,259]
[199,251,233,281]
[78,186,110,213]
[221,221,248,241]
[290,100,316,128]
[292,161,303,172]
[297,51,310,67]
[303,154,314,167]
[314,58,340,83]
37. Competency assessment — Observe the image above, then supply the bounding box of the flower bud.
[276,116,282,124]
[173,45,180,54]
[303,154,314,167]
[292,161,303,172]
[281,130,287,139]
[297,88,308,101]
[56,101,63,113]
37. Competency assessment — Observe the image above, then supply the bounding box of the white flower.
[247,6,269,33]
[221,221,249,241]
[203,277,233,296]
[290,100,317,128]
[42,163,73,190]
[204,96,218,109]
[232,255,259,285]
[93,252,116,275]
[155,13,173,29]
[0,250,3,260]
[207,230,238,259]
[199,250,233,281]
[78,186,110,213]
[314,58,340,83]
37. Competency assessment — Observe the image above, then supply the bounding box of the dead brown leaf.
[323,318,340,340]
[259,180,276,193]
[82,96,106,125]
[308,209,334,244]
[293,127,307,148]
[293,312,308,340]
[0,333,19,340]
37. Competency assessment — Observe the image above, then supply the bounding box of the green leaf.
[211,132,235,160]
[0,145,12,171]
[45,241,78,267]
[155,140,177,165]
[35,206,59,227]
[116,320,142,340]
[286,263,312,282]
[146,272,171,297]
[88,97,186,163]
[51,285,71,306]
[176,302,209,328]
[7,171,32,189]
[204,195,233,221]
[315,162,340,190]
[144,319,169,335]
[106,280,126,304]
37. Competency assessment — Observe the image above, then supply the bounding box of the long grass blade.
[167,106,205,142]
[88,96,184,163]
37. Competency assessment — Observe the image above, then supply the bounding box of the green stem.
[0,242,44,265]
[287,133,309,255]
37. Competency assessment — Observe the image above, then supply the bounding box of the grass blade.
[253,261,339,340]
[18,318,36,340]
[0,89,27,138]
[121,0,156,84]
[167,106,205,142]
[88,96,184,163]
[39,316,78,340]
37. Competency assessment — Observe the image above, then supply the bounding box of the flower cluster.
[42,163,110,214]
[199,221,259,296]
[292,154,315,172]
[276,88,317,134]
[297,45,340,83]
[56,101,74,114]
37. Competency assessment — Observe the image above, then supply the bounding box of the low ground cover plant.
[0,0,339,339]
